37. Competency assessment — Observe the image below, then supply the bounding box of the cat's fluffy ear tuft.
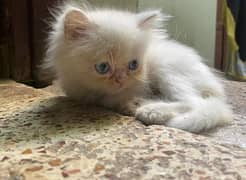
[64,9,90,40]
[137,10,167,30]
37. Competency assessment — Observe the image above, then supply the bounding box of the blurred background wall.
[139,0,217,67]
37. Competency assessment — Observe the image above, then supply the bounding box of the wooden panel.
[0,43,10,78]
[0,0,10,78]
[10,0,32,81]
[215,0,224,70]
[30,0,64,85]
[222,24,229,72]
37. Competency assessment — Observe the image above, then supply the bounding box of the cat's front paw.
[119,98,144,116]
[136,104,176,125]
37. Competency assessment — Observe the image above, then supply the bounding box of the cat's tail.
[136,97,233,133]
[165,97,233,132]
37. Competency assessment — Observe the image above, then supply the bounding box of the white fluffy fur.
[44,4,233,133]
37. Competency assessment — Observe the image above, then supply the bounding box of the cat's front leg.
[135,101,191,125]
[117,98,146,116]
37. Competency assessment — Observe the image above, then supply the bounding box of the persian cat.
[44,3,233,133]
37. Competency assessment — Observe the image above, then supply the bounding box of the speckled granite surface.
[0,80,246,179]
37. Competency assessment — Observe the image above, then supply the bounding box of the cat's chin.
[108,86,129,95]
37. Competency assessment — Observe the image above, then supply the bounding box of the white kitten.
[44,4,233,133]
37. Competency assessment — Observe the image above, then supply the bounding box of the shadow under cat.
[0,96,135,148]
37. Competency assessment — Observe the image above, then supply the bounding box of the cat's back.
[146,40,202,66]
[145,39,211,78]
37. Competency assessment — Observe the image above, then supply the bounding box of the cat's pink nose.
[114,71,127,86]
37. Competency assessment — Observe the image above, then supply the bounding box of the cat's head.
[47,6,167,95]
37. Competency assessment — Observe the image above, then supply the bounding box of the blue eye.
[128,59,138,71]
[95,62,110,74]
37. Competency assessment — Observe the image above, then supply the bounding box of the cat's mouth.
[111,85,128,94]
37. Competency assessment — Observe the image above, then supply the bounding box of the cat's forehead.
[89,10,140,41]
[92,46,131,63]
[90,10,137,28]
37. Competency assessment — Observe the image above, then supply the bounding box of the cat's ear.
[64,10,90,40]
[137,10,165,30]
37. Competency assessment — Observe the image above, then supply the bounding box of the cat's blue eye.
[95,62,110,74]
[128,59,138,71]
